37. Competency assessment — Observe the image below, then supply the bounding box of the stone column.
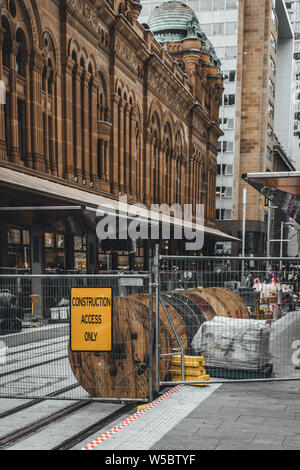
[181,161,185,207]
[74,65,83,184]
[9,41,20,164]
[149,139,154,201]
[44,67,50,173]
[119,99,125,193]
[24,60,32,168]
[193,159,196,217]
[124,105,130,194]
[31,50,45,172]
[187,157,192,206]
[158,142,163,204]
[171,153,176,205]
[110,93,120,195]
[90,79,98,187]
[100,140,105,179]
[63,57,75,181]
[143,129,151,206]
[131,111,137,200]
[50,72,58,176]
[64,59,74,180]
[0,27,7,160]
[82,71,90,186]
[164,148,168,204]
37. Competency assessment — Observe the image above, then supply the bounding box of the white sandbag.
[191,317,271,371]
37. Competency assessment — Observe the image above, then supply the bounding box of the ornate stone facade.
[0,0,223,224]
[0,0,225,273]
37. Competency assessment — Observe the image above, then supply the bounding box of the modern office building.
[285,0,300,170]
[140,0,295,255]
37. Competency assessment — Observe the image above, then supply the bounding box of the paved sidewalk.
[152,381,300,450]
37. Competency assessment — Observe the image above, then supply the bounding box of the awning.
[243,171,300,225]
[242,171,300,195]
[0,166,238,241]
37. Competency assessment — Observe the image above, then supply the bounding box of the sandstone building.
[0,0,230,273]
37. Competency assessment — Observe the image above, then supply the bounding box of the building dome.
[148,1,221,68]
[148,1,202,42]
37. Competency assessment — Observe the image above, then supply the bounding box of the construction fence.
[0,255,300,402]
[155,254,300,389]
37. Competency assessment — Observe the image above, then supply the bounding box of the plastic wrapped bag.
[192,317,271,371]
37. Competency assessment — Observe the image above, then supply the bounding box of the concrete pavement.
[151,381,300,450]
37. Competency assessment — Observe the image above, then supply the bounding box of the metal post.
[154,244,160,394]
[266,202,271,274]
[148,271,154,402]
[267,202,271,258]
[241,188,246,285]
[280,221,284,271]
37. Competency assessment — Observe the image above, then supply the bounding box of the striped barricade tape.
[81,385,183,451]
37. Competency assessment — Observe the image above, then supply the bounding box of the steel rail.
[51,403,136,451]
[0,383,80,419]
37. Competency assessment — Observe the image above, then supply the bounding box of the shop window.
[74,235,87,272]
[98,249,110,271]
[44,232,66,273]
[7,227,30,270]
[8,228,21,245]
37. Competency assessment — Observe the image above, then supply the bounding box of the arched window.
[1,17,11,69]
[42,32,58,175]
[97,72,108,180]
[164,123,172,204]
[16,29,27,77]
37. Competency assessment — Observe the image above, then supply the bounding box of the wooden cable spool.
[161,292,201,354]
[68,296,172,400]
[189,289,230,318]
[205,287,249,319]
[129,293,189,354]
[174,291,209,325]
[182,291,216,321]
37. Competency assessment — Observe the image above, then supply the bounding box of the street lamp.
[241,188,246,285]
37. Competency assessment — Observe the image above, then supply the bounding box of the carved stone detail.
[148,73,189,120]
[67,0,109,45]
[115,37,143,78]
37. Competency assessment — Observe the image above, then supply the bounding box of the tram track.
[52,403,135,450]
[0,383,80,419]
[0,399,92,449]
[0,354,68,379]
[4,338,68,359]
[0,397,135,450]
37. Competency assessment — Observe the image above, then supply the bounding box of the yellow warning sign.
[70,288,112,352]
